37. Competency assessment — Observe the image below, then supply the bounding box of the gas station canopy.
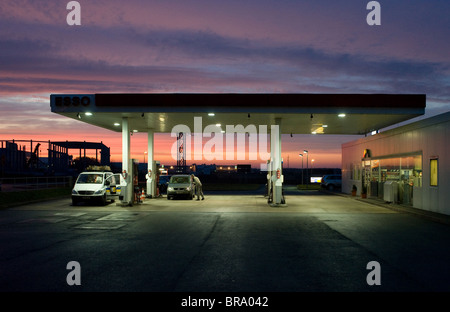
[50,93,426,135]
[50,93,426,206]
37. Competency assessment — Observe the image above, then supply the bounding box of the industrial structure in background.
[0,139,110,177]
[177,132,186,173]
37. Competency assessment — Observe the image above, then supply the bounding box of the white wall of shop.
[342,112,450,216]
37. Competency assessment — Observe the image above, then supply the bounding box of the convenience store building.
[342,111,450,216]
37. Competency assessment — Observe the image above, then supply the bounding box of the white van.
[71,170,120,206]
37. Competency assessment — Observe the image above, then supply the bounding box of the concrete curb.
[324,190,450,226]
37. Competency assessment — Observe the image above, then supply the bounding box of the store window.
[377,155,422,187]
[371,159,380,182]
[381,157,400,182]
[430,158,438,186]
[355,153,422,205]
[401,155,422,188]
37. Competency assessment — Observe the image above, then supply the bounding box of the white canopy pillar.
[270,118,284,205]
[146,130,156,197]
[121,117,133,205]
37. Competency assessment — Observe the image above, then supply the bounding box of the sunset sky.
[1,1,449,168]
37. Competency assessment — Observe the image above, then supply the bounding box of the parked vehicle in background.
[167,174,195,200]
[320,174,342,191]
[71,166,120,206]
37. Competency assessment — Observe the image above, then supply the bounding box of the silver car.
[167,174,195,200]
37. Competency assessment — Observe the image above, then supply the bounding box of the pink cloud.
[1,0,448,169]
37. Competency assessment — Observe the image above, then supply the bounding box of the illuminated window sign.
[310,177,322,183]
[430,158,438,186]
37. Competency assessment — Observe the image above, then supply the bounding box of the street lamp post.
[311,159,315,181]
[144,151,147,165]
[304,150,308,185]
[299,153,304,185]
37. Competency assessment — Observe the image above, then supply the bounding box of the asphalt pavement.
[0,189,449,308]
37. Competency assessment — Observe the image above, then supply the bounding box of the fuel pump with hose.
[145,160,160,198]
[119,168,131,205]
[119,159,140,206]
[145,169,153,198]
[267,158,286,205]
[266,159,273,203]
[132,159,140,204]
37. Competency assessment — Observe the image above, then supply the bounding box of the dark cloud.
[0,0,447,168]
[0,17,448,104]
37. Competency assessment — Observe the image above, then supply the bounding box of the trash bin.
[383,181,398,203]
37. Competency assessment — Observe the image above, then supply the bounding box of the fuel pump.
[277,159,286,204]
[146,160,160,198]
[119,167,131,206]
[266,159,273,203]
[132,159,140,204]
[145,168,153,198]
[155,161,161,197]
[119,159,139,206]
[269,158,285,205]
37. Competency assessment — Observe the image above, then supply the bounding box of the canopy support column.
[146,130,156,198]
[121,117,133,206]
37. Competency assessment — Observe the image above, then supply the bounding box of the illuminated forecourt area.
[50,93,425,206]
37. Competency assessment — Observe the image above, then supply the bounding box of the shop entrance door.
[362,159,371,197]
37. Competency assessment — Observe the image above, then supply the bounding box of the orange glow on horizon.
[0,132,343,168]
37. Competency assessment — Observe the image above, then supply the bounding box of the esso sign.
[52,95,93,107]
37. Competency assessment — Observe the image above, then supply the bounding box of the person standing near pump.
[191,174,204,200]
